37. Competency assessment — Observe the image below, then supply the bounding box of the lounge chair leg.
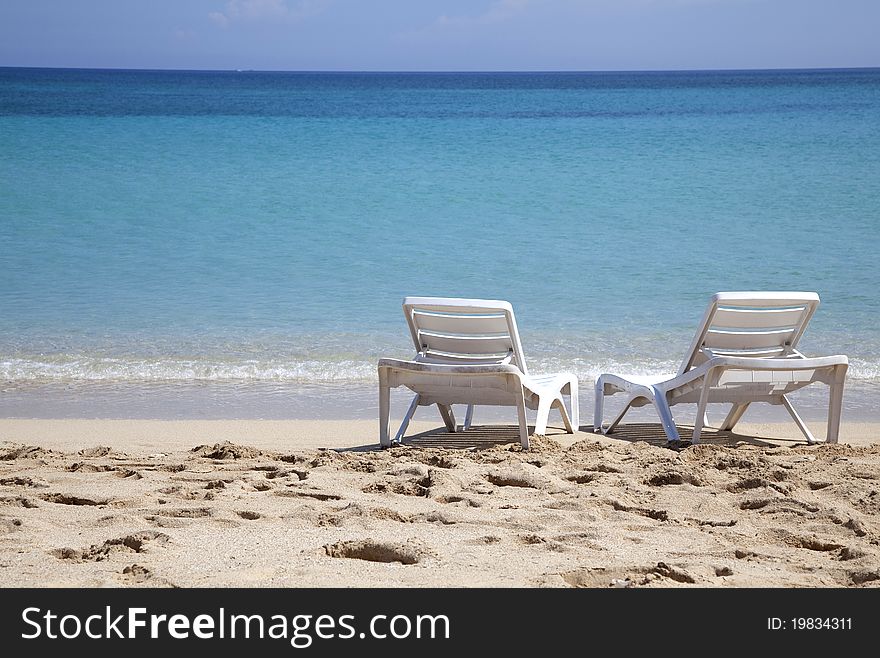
[535,395,552,436]
[437,404,457,433]
[593,379,605,433]
[692,378,712,444]
[393,394,420,444]
[826,365,847,444]
[650,387,680,443]
[781,395,816,444]
[554,399,574,433]
[567,378,579,431]
[379,378,392,448]
[606,393,637,434]
[464,404,475,431]
[720,402,750,431]
[515,390,530,450]
[693,366,723,444]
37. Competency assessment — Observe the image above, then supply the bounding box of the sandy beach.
[1,418,877,588]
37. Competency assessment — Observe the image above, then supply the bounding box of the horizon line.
[1,64,879,75]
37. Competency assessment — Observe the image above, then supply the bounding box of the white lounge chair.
[594,292,848,445]
[378,297,579,449]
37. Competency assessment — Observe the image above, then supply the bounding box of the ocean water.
[1,67,879,422]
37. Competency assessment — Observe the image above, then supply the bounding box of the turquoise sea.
[1,67,878,421]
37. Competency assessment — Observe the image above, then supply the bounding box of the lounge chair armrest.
[702,355,849,370]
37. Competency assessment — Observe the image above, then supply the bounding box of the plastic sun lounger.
[378,297,579,449]
[593,292,848,445]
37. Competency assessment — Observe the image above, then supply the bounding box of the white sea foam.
[3,354,879,385]
[0,356,378,384]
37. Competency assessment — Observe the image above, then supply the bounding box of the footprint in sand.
[0,496,39,508]
[190,442,265,460]
[434,494,481,507]
[485,470,546,489]
[78,446,113,458]
[726,477,788,494]
[274,489,341,501]
[120,564,153,583]
[362,476,430,497]
[66,463,113,473]
[471,535,501,545]
[0,476,47,488]
[774,529,844,553]
[151,507,213,518]
[739,497,819,514]
[644,469,704,487]
[0,445,54,460]
[52,531,169,562]
[652,561,697,584]
[323,538,432,565]
[315,503,410,527]
[608,499,669,521]
[40,493,109,506]
[115,469,142,479]
[848,570,880,585]
[839,546,866,561]
[565,473,599,484]
[1,517,23,533]
[560,566,660,588]
[157,485,214,501]
[421,455,458,469]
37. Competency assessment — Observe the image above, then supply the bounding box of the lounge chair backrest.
[678,292,820,375]
[402,297,529,375]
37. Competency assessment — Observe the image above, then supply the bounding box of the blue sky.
[1,0,878,71]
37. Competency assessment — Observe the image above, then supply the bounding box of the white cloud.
[209,0,327,28]
[415,0,755,36]
[434,0,534,29]
[208,12,230,28]
[174,27,198,41]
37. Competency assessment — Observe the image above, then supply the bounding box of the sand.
[0,418,878,588]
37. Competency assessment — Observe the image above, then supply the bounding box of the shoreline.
[2,378,877,424]
[1,418,877,453]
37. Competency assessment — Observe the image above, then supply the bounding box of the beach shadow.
[400,424,563,450]
[590,422,802,449]
[336,421,805,453]
[335,423,578,453]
